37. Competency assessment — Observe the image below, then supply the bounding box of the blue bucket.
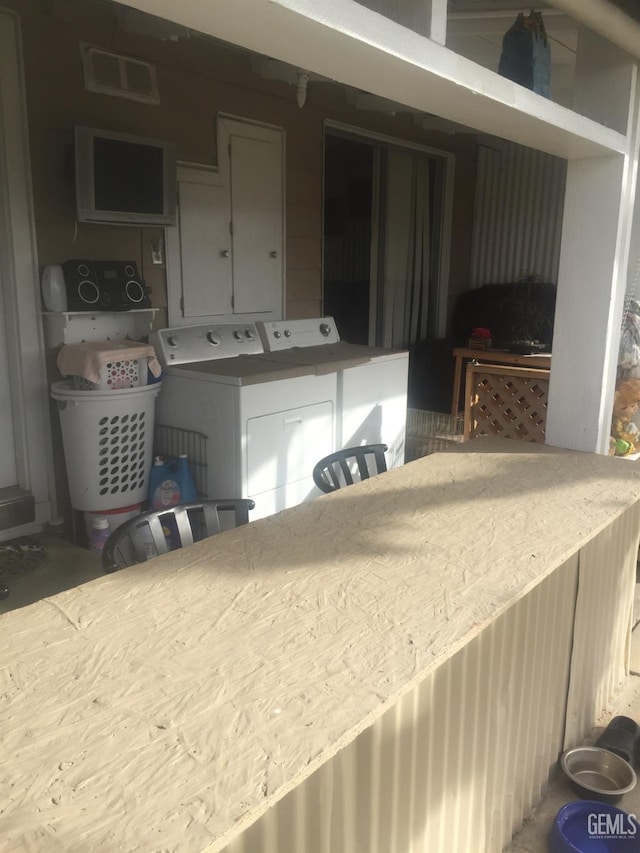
[550,801,640,852]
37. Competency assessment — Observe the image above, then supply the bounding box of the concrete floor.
[506,584,640,852]
[2,535,640,850]
[0,533,103,613]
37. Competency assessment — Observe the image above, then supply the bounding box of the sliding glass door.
[323,126,448,349]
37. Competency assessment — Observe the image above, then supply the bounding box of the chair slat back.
[312,444,389,494]
[102,498,255,572]
[173,505,196,547]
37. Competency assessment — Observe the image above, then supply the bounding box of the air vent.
[80,44,159,104]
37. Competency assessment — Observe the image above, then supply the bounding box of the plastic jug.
[148,455,197,509]
[89,516,110,555]
[149,456,181,509]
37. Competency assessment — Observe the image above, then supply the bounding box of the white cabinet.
[178,175,233,318]
[167,117,284,325]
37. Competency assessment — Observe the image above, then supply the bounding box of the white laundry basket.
[72,356,148,390]
[52,380,162,512]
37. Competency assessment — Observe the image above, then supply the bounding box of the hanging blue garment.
[498,11,551,99]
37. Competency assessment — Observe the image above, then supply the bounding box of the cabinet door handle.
[220,249,230,258]
[270,251,278,258]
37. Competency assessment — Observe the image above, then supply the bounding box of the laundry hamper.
[57,340,161,390]
[72,356,148,390]
[51,380,162,512]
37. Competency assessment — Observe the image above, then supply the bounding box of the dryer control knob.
[319,323,331,337]
[167,335,178,347]
[233,330,243,341]
[244,329,254,339]
[284,329,292,338]
[274,331,281,339]
[207,331,221,346]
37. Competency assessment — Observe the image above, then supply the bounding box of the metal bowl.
[560,746,637,804]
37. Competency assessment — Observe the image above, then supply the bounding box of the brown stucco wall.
[8,0,476,329]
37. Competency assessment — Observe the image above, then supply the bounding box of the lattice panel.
[463,364,550,443]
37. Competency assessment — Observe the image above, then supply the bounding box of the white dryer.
[151,322,336,520]
[256,318,409,469]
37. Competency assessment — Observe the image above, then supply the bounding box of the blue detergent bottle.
[148,456,196,551]
[149,456,181,510]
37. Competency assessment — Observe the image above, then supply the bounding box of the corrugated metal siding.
[223,555,579,853]
[470,142,567,287]
[563,502,640,748]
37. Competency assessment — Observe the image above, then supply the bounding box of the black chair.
[102,498,255,572]
[312,444,388,494]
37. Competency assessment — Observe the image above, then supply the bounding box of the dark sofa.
[409,280,556,412]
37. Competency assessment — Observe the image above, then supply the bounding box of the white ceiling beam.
[348,92,422,114]
[427,0,447,45]
[115,0,627,159]
[252,57,329,86]
[413,114,476,134]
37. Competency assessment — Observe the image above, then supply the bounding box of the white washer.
[256,318,409,469]
[151,322,337,520]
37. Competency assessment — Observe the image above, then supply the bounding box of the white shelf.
[42,309,158,347]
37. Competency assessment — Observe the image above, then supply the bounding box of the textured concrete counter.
[2,439,640,851]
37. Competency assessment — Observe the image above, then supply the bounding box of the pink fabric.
[57,340,162,384]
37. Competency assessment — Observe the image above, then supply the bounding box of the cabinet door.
[179,178,233,317]
[166,120,284,326]
[229,130,283,315]
[166,164,232,324]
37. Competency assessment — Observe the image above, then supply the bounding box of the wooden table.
[1,440,638,852]
[451,346,552,416]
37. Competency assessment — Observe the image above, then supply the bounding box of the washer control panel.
[256,317,340,351]
[151,323,264,366]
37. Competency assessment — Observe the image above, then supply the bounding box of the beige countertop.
[2,439,640,851]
